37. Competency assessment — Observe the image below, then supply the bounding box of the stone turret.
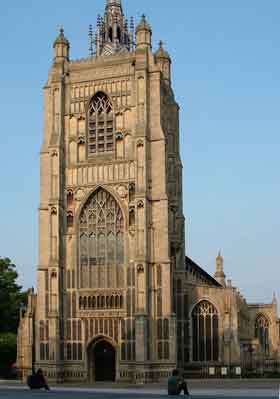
[155,40,171,83]
[136,15,152,50]
[214,251,226,287]
[53,28,70,63]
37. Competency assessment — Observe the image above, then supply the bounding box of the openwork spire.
[90,0,134,57]
[106,0,122,6]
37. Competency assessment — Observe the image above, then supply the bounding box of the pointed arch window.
[79,188,125,287]
[255,315,269,356]
[88,92,114,155]
[192,301,219,362]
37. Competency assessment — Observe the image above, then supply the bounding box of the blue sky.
[0,0,279,304]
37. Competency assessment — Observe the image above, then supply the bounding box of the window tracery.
[78,188,125,288]
[255,314,269,356]
[192,300,219,362]
[88,92,114,154]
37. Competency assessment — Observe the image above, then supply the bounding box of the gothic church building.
[17,0,280,382]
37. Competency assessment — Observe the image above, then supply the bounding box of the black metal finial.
[88,24,94,57]
[130,16,134,31]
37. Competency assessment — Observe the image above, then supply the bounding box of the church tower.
[18,0,185,382]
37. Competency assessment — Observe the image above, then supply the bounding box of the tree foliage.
[0,333,17,373]
[0,258,27,334]
[0,258,27,376]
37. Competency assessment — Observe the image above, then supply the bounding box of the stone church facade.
[17,0,280,382]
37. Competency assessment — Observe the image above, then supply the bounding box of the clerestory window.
[88,92,114,155]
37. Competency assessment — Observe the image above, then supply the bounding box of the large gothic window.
[192,301,219,362]
[79,188,124,269]
[88,92,114,154]
[255,315,269,356]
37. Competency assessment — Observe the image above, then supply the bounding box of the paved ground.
[0,380,279,399]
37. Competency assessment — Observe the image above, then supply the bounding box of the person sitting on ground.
[27,368,50,391]
[168,369,190,396]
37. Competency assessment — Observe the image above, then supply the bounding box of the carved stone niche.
[67,190,74,207]
[137,200,144,209]
[116,132,124,141]
[136,140,144,148]
[129,183,135,202]
[77,136,85,145]
[170,204,178,213]
[137,264,145,274]
[67,211,74,228]
[129,206,135,226]
[51,207,57,215]
[51,150,58,158]
[51,270,57,279]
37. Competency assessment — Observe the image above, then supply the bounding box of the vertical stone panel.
[116,113,123,131]
[137,202,145,256]
[137,142,144,192]
[124,134,132,159]
[78,118,85,135]
[69,116,77,137]
[137,265,145,313]
[116,137,124,159]
[69,141,76,165]
[78,143,86,162]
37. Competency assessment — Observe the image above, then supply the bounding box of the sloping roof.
[185,256,222,287]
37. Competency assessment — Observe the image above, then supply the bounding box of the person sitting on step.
[27,368,50,391]
[168,369,190,396]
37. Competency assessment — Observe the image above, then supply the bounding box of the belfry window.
[192,301,219,362]
[79,188,124,276]
[117,26,121,42]
[88,92,114,155]
[109,27,113,42]
[255,315,269,356]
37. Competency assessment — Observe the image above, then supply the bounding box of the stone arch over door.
[87,336,117,382]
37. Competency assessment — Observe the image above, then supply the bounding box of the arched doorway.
[90,339,116,382]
